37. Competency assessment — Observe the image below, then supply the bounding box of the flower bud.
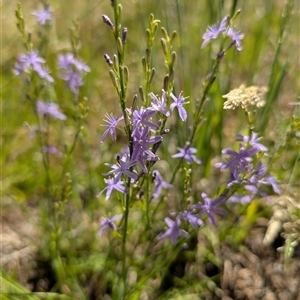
[104,54,113,66]
[102,15,114,29]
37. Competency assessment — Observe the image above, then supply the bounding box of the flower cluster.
[98,90,190,201]
[215,132,280,203]
[201,16,244,51]
[222,85,268,111]
[158,131,281,244]
[58,53,90,94]
[13,51,54,82]
[158,192,226,244]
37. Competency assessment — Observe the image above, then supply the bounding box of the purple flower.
[131,126,162,162]
[58,53,90,94]
[98,214,122,236]
[172,141,201,165]
[227,27,244,51]
[228,195,253,204]
[103,153,137,182]
[136,152,158,174]
[100,113,124,143]
[60,70,84,94]
[37,100,67,120]
[236,132,268,152]
[158,216,189,244]
[192,193,227,225]
[97,178,128,201]
[132,107,158,132]
[58,53,90,73]
[151,170,173,199]
[263,175,281,194]
[170,92,189,121]
[149,90,170,117]
[201,16,229,48]
[215,145,258,173]
[32,7,53,25]
[41,145,62,157]
[58,53,75,70]
[182,211,203,230]
[13,51,54,82]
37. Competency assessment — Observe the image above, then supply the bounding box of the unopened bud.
[102,15,114,29]
[139,86,145,102]
[171,51,176,67]
[117,37,123,54]
[124,66,129,84]
[122,27,128,43]
[170,31,177,43]
[109,70,118,88]
[104,54,113,66]
[113,54,119,70]
[132,94,138,111]
[163,75,169,91]
[149,68,155,83]
[142,57,147,74]
[161,38,168,56]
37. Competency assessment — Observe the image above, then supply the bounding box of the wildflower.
[158,216,189,244]
[227,27,244,51]
[223,85,268,111]
[32,7,53,25]
[131,126,162,162]
[59,71,84,94]
[100,113,124,143]
[103,153,137,182]
[182,211,203,230]
[98,214,122,236]
[192,193,226,225]
[13,51,54,82]
[170,92,189,121]
[215,145,258,173]
[58,53,90,94]
[236,132,268,152]
[136,152,159,174]
[149,91,170,117]
[201,16,229,48]
[228,195,252,204]
[97,178,128,201]
[132,107,158,131]
[151,170,173,199]
[172,141,201,165]
[41,145,63,157]
[37,100,67,120]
